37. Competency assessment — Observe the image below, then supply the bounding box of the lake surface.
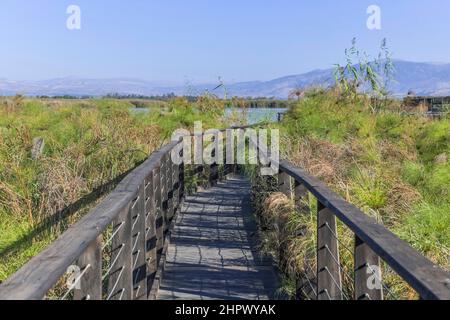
[225,108,287,124]
[131,107,288,124]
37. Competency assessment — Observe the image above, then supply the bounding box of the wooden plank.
[354,235,383,300]
[132,185,147,300]
[74,236,102,300]
[317,203,342,300]
[107,204,133,300]
[278,159,450,300]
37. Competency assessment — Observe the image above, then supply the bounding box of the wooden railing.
[0,139,186,300]
[251,136,450,300]
[0,125,448,300]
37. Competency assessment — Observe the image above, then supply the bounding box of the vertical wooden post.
[165,154,174,228]
[277,171,292,274]
[74,236,102,300]
[107,204,133,300]
[317,202,342,300]
[194,131,204,190]
[153,165,163,265]
[131,186,147,300]
[179,149,185,203]
[145,171,157,295]
[354,235,383,300]
[278,171,292,199]
[208,135,217,187]
[294,180,317,300]
[225,129,234,177]
[160,154,168,236]
[172,155,180,216]
[294,180,309,215]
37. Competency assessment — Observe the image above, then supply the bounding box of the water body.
[225,108,287,124]
[131,107,288,124]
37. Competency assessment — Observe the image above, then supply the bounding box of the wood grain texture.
[74,236,102,300]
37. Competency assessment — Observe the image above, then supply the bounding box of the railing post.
[172,155,180,216]
[354,235,383,300]
[154,165,163,264]
[74,235,102,300]
[179,149,185,203]
[278,171,292,199]
[161,154,169,236]
[209,135,218,187]
[130,184,147,300]
[225,129,233,177]
[166,154,174,225]
[107,204,133,300]
[294,180,309,215]
[145,171,157,295]
[317,202,343,300]
[294,180,317,300]
[277,170,292,274]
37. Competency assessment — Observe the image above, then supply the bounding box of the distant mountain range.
[2,60,450,98]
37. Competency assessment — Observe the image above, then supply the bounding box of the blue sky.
[1,0,450,84]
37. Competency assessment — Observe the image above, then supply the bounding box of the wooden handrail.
[277,160,450,300]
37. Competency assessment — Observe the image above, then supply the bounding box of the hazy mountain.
[1,60,450,98]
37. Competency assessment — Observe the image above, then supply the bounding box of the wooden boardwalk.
[2,132,449,300]
[157,175,279,300]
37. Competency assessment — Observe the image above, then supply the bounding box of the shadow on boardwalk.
[157,175,280,300]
